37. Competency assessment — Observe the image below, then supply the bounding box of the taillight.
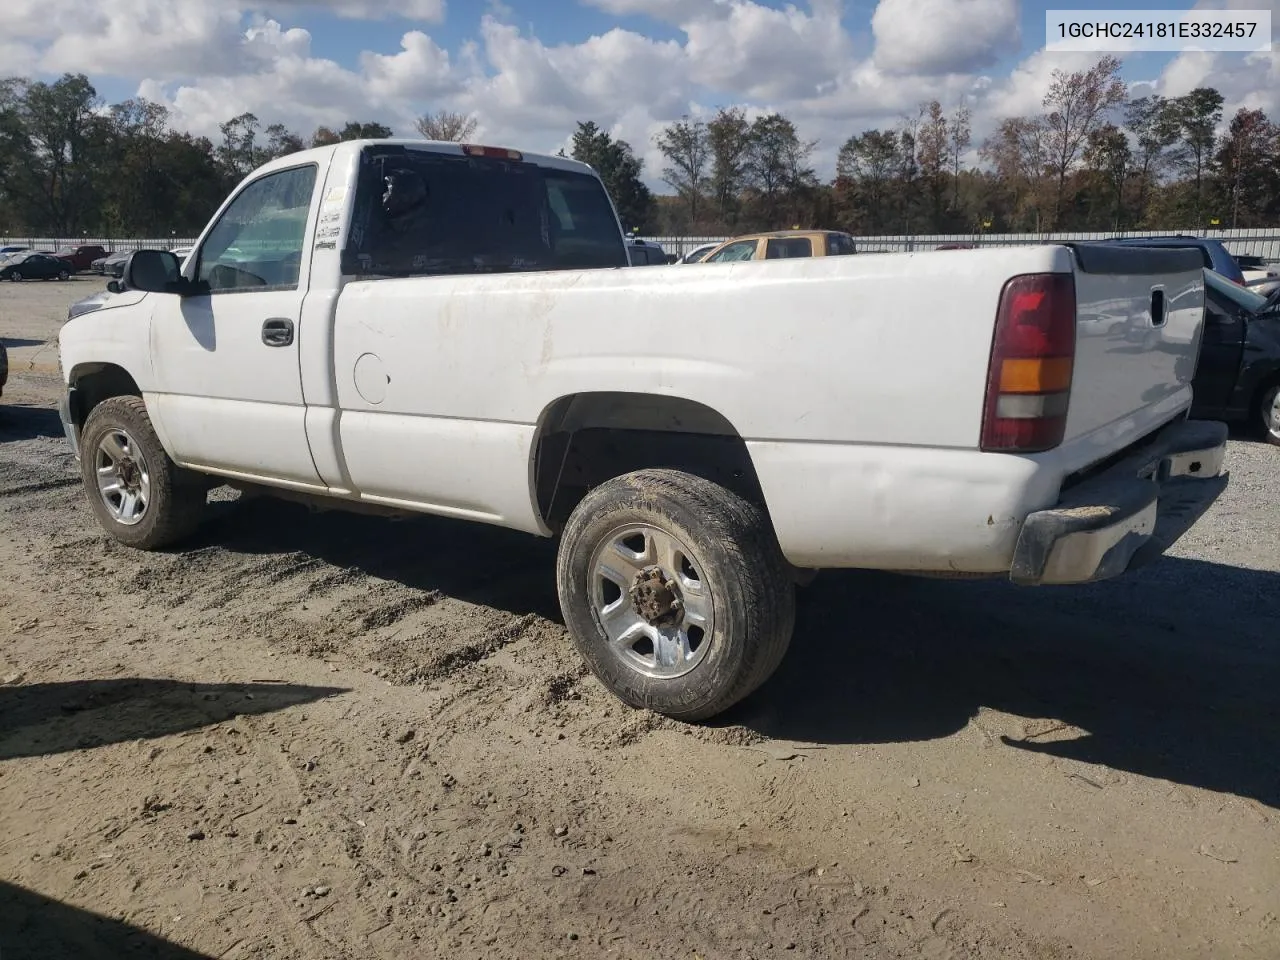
[981,273,1076,453]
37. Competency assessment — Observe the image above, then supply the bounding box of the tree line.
[2,58,1278,240]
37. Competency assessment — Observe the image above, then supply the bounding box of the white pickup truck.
[57,139,1229,720]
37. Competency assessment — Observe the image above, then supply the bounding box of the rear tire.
[555,468,795,722]
[57,269,70,281]
[1261,383,1280,446]
[79,396,206,549]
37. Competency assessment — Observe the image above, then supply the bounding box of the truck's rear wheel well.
[68,364,142,429]
[533,393,768,532]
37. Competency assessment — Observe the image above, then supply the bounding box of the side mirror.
[123,249,182,293]
[106,280,122,294]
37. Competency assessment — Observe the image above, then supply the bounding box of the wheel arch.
[530,391,769,533]
[67,362,144,431]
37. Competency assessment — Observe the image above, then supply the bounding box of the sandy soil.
[1,278,1277,959]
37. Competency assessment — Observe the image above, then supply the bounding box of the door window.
[197,164,317,294]
[706,240,758,262]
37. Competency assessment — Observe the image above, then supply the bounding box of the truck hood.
[66,288,148,320]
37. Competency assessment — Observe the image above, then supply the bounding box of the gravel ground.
[1,279,1278,959]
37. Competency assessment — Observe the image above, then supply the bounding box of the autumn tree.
[312,121,394,146]
[744,113,816,228]
[916,100,949,231]
[1083,122,1131,229]
[1124,95,1179,224]
[981,116,1049,230]
[835,129,902,232]
[706,107,753,228]
[1165,87,1225,224]
[654,115,710,229]
[1215,107,1280,227]
[1042,55,1127,228]
[948,99,972,213]
[415,109,478,142]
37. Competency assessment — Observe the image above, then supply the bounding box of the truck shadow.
[0,879,216,959]
[0,404,64,442]
[734,558,1280,808]
[0,678,347,762]
[206,495,563,622]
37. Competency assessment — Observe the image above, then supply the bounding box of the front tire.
[79,396,206,549]
[57,269,70,281]
[555,469,795,722]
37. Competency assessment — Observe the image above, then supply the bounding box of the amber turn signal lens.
[997,356,1073,394]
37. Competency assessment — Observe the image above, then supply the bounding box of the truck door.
[148,162,325,488]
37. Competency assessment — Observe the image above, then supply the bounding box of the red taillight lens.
[981,273,1076,453]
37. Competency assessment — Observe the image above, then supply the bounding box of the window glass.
[706,240,758,262]
[198,164,317,293]
[825,233,857,256]
[765,237,813,259]
[345,148,627,277]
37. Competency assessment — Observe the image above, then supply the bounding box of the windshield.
[1204,267,1269,314]
[344,147,627,277]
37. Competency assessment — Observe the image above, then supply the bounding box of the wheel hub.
[629,565,685,628]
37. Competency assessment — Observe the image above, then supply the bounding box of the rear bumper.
[1010,418,1228,586]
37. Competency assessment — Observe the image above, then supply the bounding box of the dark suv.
[1104,235,1246,285]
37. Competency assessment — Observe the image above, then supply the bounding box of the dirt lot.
[1,278,1278,959]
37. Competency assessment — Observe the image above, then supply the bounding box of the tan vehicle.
[700,229,858,262]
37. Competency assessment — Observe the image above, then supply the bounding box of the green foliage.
[569,121,654,233]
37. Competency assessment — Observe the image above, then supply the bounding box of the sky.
[1,0,1278,190]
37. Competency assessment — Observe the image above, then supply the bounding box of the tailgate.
[1062,243,1205,447]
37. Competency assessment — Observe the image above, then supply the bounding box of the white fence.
[6,228,1280,261]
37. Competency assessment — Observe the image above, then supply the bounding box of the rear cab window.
[765,237,812,259]
[344,145,627,277]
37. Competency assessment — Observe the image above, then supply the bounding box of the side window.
[197,164,317,294]
[765,237,812,259]
[707,240,758,263]
[825,234,857,256]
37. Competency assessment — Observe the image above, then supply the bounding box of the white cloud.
[2,0,1273,191]
[871,0,1020,75]
[255,0,446,22]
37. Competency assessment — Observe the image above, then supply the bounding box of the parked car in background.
[93,250,133,278]
[681,243,719,263]
[1235,253,1280,296]
[625,238,670,265]
[701,229,858,262]
[1105,235,1247,285]
[1,252,72,281]
[1193,267,1280,444]
[935,243,976,250]
[0,245,29,256]
[54,244,109,272]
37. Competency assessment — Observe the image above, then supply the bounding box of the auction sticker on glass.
[1046,8,1271,51]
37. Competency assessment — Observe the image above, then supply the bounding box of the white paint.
[56,140,1215,577]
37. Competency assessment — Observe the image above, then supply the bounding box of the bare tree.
[415,110,478,142]
[1042,55,1127,228]
[948,98,972,211]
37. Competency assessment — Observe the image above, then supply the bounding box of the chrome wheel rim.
[95,428,151,525]
[1267,390,1280,441]
[588,524,714,680]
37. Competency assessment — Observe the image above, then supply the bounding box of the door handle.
[262,318,294,347]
